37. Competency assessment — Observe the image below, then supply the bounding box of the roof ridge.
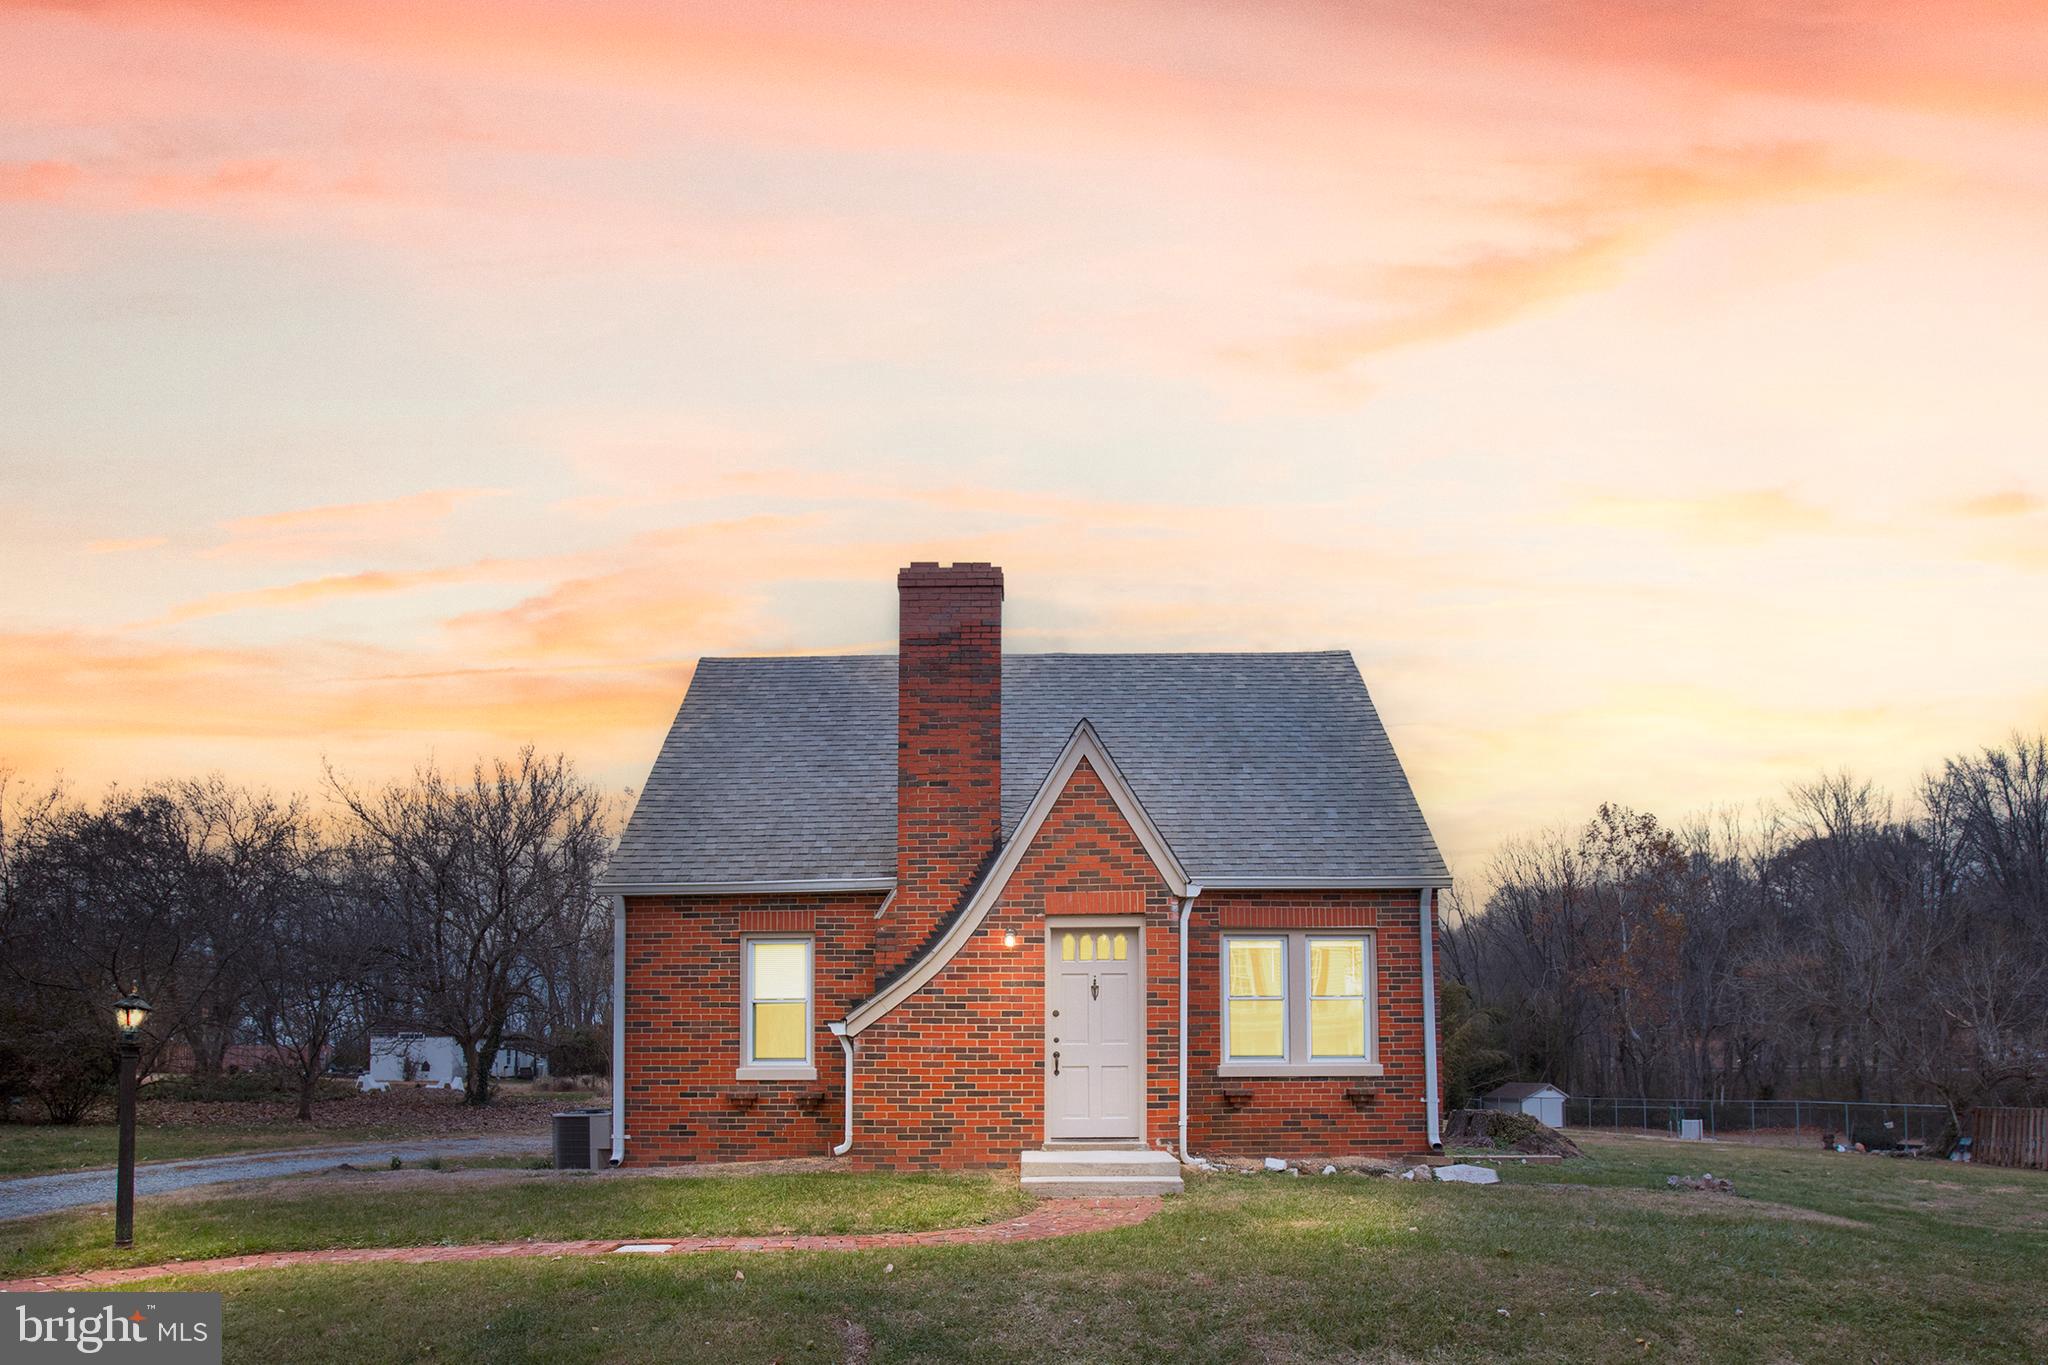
[697,649,1355,662]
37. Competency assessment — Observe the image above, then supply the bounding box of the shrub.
[547,1026,608,1078]
[0,1001,119,1124]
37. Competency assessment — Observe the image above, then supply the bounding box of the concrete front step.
[1020,1147,1184,1197]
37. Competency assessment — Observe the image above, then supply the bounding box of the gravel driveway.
[0,1136,550,1221]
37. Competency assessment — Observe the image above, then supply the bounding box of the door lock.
[1052,1051,1060,1076]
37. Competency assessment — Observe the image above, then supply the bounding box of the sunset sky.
[4,1,2046,878]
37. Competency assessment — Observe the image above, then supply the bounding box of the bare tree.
[330,749,609,1105]
[1449,737,2048,1122]
[1,780,298,1080]
[248,840,375,1120]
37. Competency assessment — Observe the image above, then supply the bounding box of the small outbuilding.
[365,1031,466,1088]
[1479,1081,1569,1129]
[490,1034,548,1080]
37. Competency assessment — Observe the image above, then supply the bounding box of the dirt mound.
[1442,1108,1583,1158]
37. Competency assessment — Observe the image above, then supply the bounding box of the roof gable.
[842,721,1183,1035]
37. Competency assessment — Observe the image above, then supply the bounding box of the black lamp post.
[113,988,153,1249]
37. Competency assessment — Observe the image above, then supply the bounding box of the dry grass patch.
[1516,1180,1865,1229]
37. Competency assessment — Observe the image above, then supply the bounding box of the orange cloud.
[1955,490,2041,518]
[0,150,414,220]
[204,488,504,563]
[0,625,692,793]
[152,557,553,626]
[1571,488,1835,545]
[1451,0,2048,124]
[1267,144,1895,374]
[0,159,84,203]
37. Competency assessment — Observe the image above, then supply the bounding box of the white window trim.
[739,935,817,1081]
[1217,931,1383,1079]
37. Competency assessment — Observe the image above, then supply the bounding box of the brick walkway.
[0,1197,1160,1293]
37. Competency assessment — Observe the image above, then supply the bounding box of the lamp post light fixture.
[112,987,152,1249]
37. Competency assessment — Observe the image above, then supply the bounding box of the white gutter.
[1197,875,1453,890]
[609,893,627,1166]
[1176,885,1203,1165]
[598,877,895,897]
[829,1023,854,1156]
[1418,886,1442,1150]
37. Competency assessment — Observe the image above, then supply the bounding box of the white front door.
[1046,923,1142,1140]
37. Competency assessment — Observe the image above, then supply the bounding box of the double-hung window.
[1220,933,1378,1077]
[740,937,815,1079]
[1225,938,1287,1060]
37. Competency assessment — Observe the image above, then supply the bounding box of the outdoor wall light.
[1004,930,1018,948]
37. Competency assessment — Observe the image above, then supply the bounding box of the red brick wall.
[849,758,1178,1168]
[1186,887,1438,1158]
[618,802,1443,1168]
[620,889,882,1165]
[882,561,1005,975]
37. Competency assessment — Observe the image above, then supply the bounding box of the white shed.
[490,1035,548,1080]
[1478,1081,1569,1129]
[366,1032,466,1087]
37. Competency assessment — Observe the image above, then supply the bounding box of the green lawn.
[0,1124,413,1179]
[15,1136,2047,1363]
[0,1081,591,1177]
[0,1169,1033,1279]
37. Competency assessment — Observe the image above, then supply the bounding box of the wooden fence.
[1967,1106,2048,1170]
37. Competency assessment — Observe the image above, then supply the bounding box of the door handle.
[1052,1051,1060,1076]
[1091,975,1099,999]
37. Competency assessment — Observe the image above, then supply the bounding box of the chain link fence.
[1566,1096,1952,1149]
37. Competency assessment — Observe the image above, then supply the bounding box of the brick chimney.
[881,561,1004,975]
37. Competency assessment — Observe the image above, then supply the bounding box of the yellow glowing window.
[1079,933,1095,961]
[1225,938,1285,1060]
[1096,933,1111,960]
[1113,933,1128,961]
[1060,933,1075,961]
[746,939,811,1065]
[1308,939,1368,1059]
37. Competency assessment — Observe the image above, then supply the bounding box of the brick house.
[602,562,1450,1191]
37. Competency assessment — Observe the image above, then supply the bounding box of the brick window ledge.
[734,1064,819,1082]
[1215,1061,1385,1079]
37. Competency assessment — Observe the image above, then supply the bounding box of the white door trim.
[1044,915,1146,1143]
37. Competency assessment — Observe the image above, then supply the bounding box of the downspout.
[1176,884,1203,1165]
[608,893,627,1166]
[1418,886,1442,1151]
[829,1023,855,1156]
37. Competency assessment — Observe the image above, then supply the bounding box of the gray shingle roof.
[1484,1082,1568,1100]
[604,651,1447,889]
